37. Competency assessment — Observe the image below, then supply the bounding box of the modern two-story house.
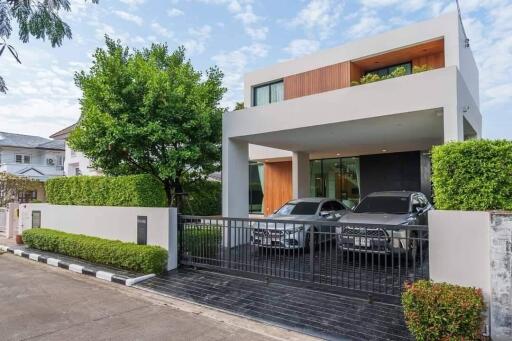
[0,131,65,202]
[50,124,102,176]
[223,12,481,217]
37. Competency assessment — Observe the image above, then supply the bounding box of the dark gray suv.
[336,191,432,254]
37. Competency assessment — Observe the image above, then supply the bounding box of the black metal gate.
[178,215,429,297]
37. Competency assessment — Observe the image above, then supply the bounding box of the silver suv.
[251,198,348,249]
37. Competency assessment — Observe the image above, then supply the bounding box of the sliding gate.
[178,215,429,297]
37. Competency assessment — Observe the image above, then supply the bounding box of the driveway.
[0,253,313,341]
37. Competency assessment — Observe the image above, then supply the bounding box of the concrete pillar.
[222,136,249,218]
[5,203,19,238]
[443,104,464,142]
[292,151,310,199]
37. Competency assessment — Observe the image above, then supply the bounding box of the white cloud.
[195,0,268,41]
[289,0,343,39]
[119,0,146,9]
[347,12,389,38]
[151,22,173,38]
[183,25,212,55]
[114,10,143,26]
[212,43,269,107]
[167,8,185,17]
[283,39,320,59]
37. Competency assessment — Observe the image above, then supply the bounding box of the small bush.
[45,174,167,207]
[432,140,512,210]
[402,280,485,341]
[181,180,221,216]
[182,226,222,258]
[22,228,168,274]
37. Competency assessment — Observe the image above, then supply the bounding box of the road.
[0,252,311,341]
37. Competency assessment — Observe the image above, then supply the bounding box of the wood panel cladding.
[284,62,351,100]
[412,51,445,70]
[263,161,292,216]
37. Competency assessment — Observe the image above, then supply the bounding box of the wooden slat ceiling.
[351,38,445,72]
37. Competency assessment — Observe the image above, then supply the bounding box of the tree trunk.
[163,181,173,208]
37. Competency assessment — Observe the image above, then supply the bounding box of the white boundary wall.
[429,210,512,340]
[18,204,178,271]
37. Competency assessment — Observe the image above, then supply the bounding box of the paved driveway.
[0,253,312,341]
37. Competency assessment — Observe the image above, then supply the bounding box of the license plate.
[354,237,371,247]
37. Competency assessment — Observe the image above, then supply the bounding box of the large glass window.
[253,81,283,106]
[309,157,360,205]
[249,162,264,213]
[365,62,412,78]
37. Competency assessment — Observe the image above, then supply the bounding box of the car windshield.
[275,202,319,215]
[353,196,410,214]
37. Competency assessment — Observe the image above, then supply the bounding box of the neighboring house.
[223,12,481,217]
[0,131,66,202]
[50,124,102,176]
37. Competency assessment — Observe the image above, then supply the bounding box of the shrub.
[45,174,167,207]
[432,140,512,210]
[352,66,409,86]
[22,228,168,274]
[181,180,222,216]
[182,226,222,258]
[413,64,431,74]
[402,280,485,341]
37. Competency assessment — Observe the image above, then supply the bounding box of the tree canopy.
[0,0,98,93]
[69,37,226,207]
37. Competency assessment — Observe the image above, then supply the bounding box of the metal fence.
[178,215,429,297]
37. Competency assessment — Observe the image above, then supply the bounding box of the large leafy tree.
[69,37,226,207]
[0,0,98,93]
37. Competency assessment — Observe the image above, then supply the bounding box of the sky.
[1,0,511,139]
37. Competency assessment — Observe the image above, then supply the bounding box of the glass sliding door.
[249,162,264,213]
[323,158,341,199]
[310,160,324,197]
[309,157,360,204]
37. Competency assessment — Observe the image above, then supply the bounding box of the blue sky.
[1,0,511,139]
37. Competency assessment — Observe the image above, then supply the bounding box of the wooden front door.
[263,161,292,216]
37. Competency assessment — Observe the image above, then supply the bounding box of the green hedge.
[22,228,168,274]
[402,280,485,341]
[45,174,167,207]
[181,180,221,216]
[182,226,222,258]
[432,139,512,210]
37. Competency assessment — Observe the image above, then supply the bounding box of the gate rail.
[178,215,429,297]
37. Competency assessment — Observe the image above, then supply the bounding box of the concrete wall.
[429,210,512,340]
[18,204,178,270]
[429,210,491,297]
[490,213,512,341]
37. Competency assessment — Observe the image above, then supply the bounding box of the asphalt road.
[0,252,311,341]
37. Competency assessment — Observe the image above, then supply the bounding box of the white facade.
[223,12,482,217]
[65,143,101,176]
[0,146,64,180]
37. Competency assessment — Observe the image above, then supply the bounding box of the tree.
[0,0,98,93]
[0,172,36,207]
[68,37,226,208]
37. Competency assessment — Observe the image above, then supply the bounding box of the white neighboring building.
[0,131,65,181]
[50,124,102,176]
[223,12,482,217]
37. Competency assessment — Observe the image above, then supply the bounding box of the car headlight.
[284,225,304,234]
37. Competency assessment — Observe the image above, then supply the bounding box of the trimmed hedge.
[432,139,512,210]
[182,227,222,257]
[22,228,168,274]
[45,174,167,207]
[181,180,221,216]
[402,280,485,341]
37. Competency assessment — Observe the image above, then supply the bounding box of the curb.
[0,245,154,286]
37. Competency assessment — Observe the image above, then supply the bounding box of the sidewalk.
[0,253,314,340]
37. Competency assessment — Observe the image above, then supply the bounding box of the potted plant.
[15,234,23,244]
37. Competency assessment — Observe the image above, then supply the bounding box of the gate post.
[167,207,178,271]
[309,228,315,282]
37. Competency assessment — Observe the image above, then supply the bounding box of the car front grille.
[340,226,387,238]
